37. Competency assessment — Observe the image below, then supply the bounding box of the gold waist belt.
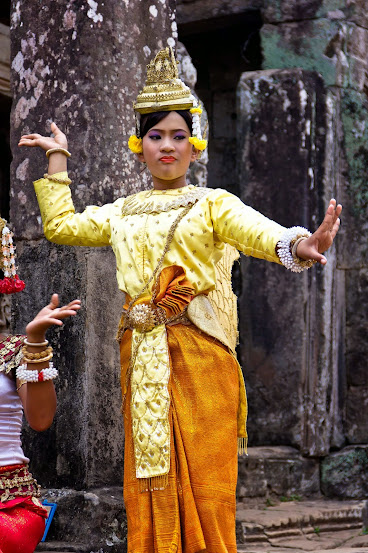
[122,303,189,333]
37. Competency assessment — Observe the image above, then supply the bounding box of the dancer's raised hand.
[18,122,68,152]
[297,199,342,265]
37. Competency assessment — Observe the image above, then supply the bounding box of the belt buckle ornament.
[127,304,157,332]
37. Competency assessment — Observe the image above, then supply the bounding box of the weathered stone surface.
[0,23,10,97]
[262,20,368,92]
[10,0,176,239]
[340,90,368,224]
[237,68,344,455]
[321,446,368,498]
[177,0,368,29]
[41,487,126,553]
[345,387,368,444]
[237,447,320,499]
[177,0,264,28]
[236,498,365,548]
[345,269,368,388]
[13,241,124,489]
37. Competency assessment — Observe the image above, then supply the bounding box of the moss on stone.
[341,90,368,216]
[321,447,368,498]
[262,20,340,87]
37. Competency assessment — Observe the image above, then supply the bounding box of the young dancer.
[19,47,341,553]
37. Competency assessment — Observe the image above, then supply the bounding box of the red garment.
[0,465,47,553]
[0,499,46,553]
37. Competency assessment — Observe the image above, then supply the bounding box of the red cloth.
[0,465,47,553]
[0,500,46,553]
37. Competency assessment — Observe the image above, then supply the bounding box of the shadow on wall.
[178,10,263,196]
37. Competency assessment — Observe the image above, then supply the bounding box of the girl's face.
[139,111,198,190]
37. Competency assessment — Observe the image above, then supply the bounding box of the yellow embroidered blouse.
[34,173,285,299]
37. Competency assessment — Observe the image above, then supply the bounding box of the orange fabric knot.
[124,266,195,320]
[154,265,195,318]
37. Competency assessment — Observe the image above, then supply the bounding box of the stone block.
[345,269,368,388]
[13,240,125,490]
[176,0,264,28]
[340,90,368,227]
[237,68,344,455]
[237,446,320,499]
[321,445,368,498]
[263,0,325,23]
[345,387,368,444]
[262,20,368,92]
[42,487,126,552]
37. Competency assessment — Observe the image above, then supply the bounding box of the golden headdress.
[128,47,207,154]
[0,216,25,294]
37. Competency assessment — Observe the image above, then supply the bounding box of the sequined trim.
[121,187,210,216]
[0,335,25,374]
[0,465,41,503]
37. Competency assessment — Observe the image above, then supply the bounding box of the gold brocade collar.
[121,185,210,216]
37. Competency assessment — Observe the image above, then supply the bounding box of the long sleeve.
[34,172,117,247]
[208,189,285,264]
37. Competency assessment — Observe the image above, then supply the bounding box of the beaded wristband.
[46,148,71,158]
[16,363,58,383]
[43,173,72,185]
[277,227,316,273]
[22,352,53,364]
[22,345,53,361]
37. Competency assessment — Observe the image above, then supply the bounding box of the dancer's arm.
[18,123,116,247]
[208,189,341,268]
[17,294,81,431]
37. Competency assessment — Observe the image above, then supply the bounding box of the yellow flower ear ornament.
[128,135,143,154]
[128,47,207,155]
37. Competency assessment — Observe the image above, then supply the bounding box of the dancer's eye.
[174,134,186,140]
[148,133,161,140]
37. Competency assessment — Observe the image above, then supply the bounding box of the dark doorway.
[178,11,263,196]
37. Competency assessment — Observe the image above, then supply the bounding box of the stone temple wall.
[7,2,368,548]
[177,0,368,498]
[10,1,176,550]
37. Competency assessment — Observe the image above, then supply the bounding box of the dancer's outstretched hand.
[18,122,68,152]
[297,199,342,265]
[26,294,81,342]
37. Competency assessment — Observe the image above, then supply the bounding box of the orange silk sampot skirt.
[120,324,240,553]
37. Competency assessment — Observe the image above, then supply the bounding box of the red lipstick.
[159,156,176,163]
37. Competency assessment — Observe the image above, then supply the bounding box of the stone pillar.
[259,0,368,451]
[236,68,345,456]
[10,1,176,549]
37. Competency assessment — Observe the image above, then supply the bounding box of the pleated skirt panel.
[120,324,239,553]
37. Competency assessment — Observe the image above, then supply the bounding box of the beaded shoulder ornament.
[0,335,24,374]
[128,46,207,155]
[0,217,25,294]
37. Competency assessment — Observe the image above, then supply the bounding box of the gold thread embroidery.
[121,187,210,217]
